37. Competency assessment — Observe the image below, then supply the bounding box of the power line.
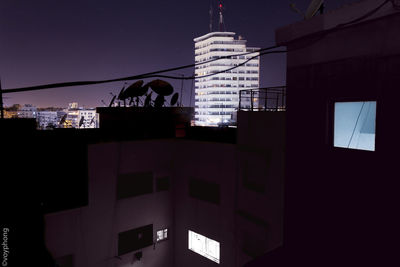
[285,0,396,48]
[2,45,283,94]
[143,50,286,80]
[2,0,398,95]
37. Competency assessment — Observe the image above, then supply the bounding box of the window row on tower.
[195,40,247,50]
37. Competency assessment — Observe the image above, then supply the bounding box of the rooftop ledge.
[194,32,236,42]
[275,0,399,46]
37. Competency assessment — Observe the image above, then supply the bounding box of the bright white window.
[156,228,168,242]
[188,230,220,264]
[334,101,376,151]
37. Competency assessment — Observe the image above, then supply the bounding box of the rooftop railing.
[239,86,286,111]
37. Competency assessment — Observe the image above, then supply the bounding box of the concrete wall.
[45,111,286,267]
[236,111,285,266]
[172,141,237,267]
[276,1,400,68]
[279,11,400,265]
[45,140,175,267]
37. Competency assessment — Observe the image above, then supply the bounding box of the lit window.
[156,228,168,242]
[334,101,376,151]
[188,230,220,264]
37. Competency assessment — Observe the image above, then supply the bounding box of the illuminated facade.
[78,109,99,128]
[37,111,58,129]
[18,104,37,118]
[194,32,259,126]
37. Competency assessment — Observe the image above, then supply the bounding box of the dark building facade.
[246,1,400,266]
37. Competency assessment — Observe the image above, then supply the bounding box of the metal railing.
[239,86,286,111]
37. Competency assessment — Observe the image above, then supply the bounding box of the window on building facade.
[334,101,376,151]
[156,228,168,242]
[188,230,220,264]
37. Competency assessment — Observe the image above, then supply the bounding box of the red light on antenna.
[219,4,222,8]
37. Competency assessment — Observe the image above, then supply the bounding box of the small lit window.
[334,101,376,151]
[156,228,168,242]
[188,230,220,264]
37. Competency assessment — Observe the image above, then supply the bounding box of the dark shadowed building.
[245,0,400,266]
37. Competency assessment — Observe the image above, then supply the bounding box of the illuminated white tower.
[194,1,260,126]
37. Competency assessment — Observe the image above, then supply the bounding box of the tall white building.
[194,32,260,126]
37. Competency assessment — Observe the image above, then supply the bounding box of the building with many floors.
[78,109,99,128]
[18,104,38,119]
[37,111,58,129]
[194,32,260,126]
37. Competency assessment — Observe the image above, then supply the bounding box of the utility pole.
[0,78,4,119]
[180,74,184,107]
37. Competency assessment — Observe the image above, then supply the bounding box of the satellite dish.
[117,85,126,100]
[108,95,116,107]
[146,79,174,96]
[154,95,165,108]
[121,80,146,99]
[170,92,179,106]
[289,3,305,17]
[59,114,67,125]
[305,0,324,19]
[144,92,152,107]
[79,116,85,128]
[129,97,135,106]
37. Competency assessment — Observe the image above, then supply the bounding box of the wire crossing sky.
[0,0,356,108]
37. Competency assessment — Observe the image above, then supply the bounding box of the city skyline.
[0,0,355,108]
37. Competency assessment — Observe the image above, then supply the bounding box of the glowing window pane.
[334,101,376,151]
[157,228,168,242]
[188,230,220,264]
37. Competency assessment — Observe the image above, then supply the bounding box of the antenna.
[170,92,179,106]
[290,0,324,20]
[108,95,116,107]
[0,78,4,119]
[305,0,324,19]
[289,3,305,17]
[218,0,225,32]
[59,114,67,126]
[89,116,95,126]
[209,2,213,32]
[144,92,153,107]
[79,116,85,128]
[154,95,165,108]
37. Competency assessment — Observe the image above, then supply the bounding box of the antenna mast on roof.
[218,0,225,32]
[209,2,213,32]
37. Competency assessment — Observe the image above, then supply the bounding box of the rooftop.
[194,31,236,42]
[276,0,398,45]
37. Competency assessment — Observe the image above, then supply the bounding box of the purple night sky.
[0,0,354,108]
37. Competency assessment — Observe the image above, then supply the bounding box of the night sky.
[0,0,355,108]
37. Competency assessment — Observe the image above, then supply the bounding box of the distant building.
[68,102,78,110]
[37,111,58,129]
[65,109,79,128]
[78,109,99,128]
[56,111,67,127]
[18,104,37,118]
[3,110,18,119]
[194,32,260,126]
